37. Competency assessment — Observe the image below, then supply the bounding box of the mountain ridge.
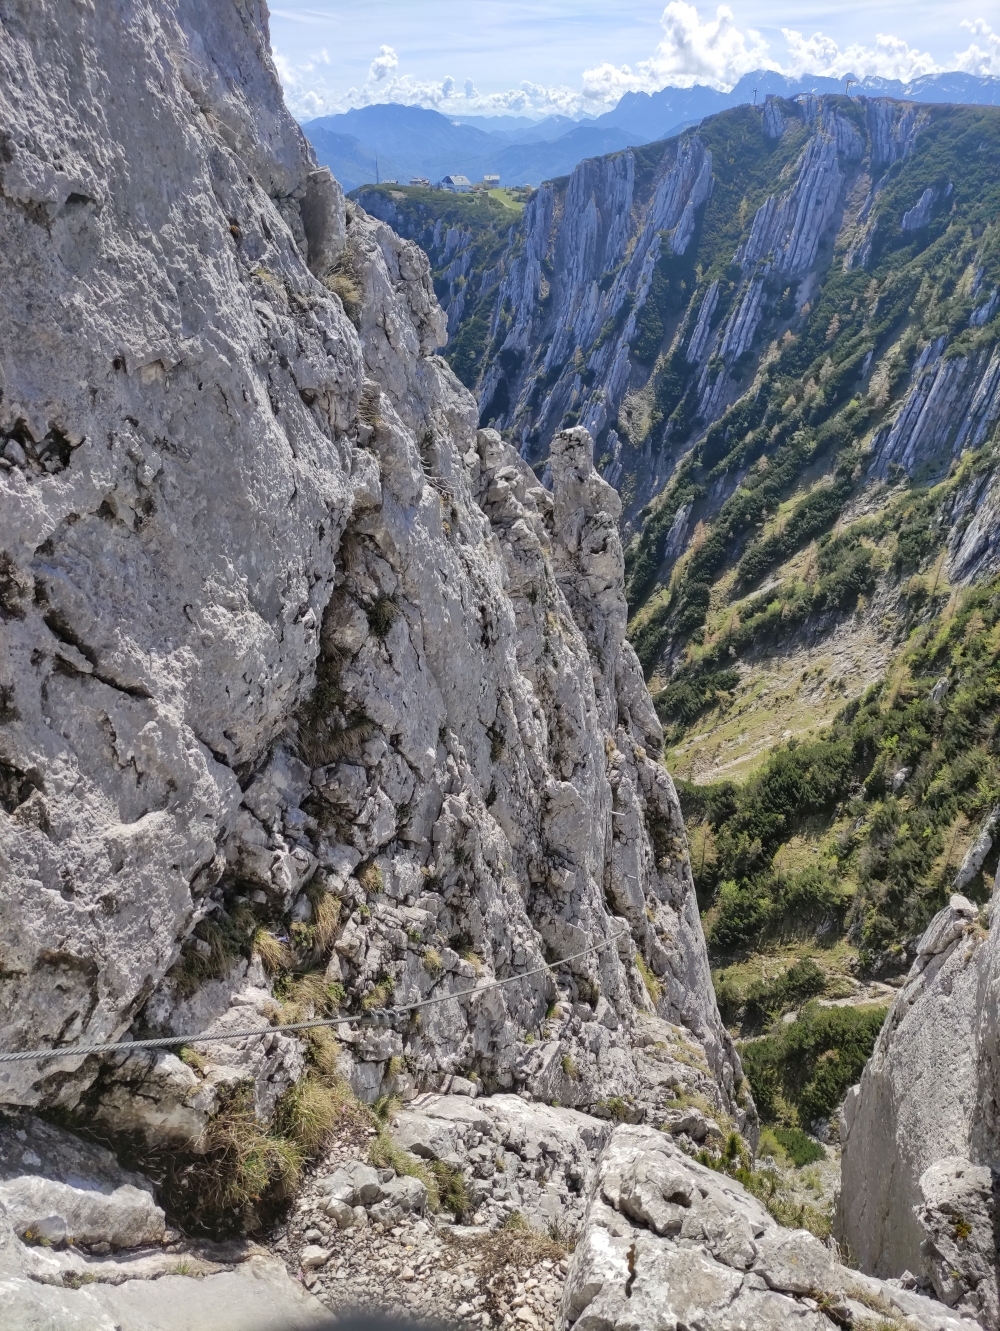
[306,70,1000,192]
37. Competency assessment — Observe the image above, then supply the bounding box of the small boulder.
[323,1200,355,1229]
[316,1160,382,1207]
[392,1110,459,1162]
[379,1175,428,1214]
[300,1245,331,1271]
[368,1200,403,1227]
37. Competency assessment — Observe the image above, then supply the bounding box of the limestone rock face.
[0,1197,330,1331]
[0,0,742,1155]
[562,1124,981,1331]
[838,890,1000,1326]
[0,1114,165,1249]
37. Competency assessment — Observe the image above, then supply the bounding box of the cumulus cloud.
[780,19,1000,84]
[276,7,1000,123]
[583,3,777,100]
[782,28,939,82]
[368,45,398,83]
[277,42,585,120]
[954,19,1000,76]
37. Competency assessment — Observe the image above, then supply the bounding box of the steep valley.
[365,92,1000,1092]
[2,4,1000,1329]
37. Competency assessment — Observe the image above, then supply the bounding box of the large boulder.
[563,1123,982,1331]
[838,891,1000,1325]
[0,1114,165,1249]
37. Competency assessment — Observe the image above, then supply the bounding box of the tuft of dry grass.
[307,1026,342,1077]
[430,1160,469,1219]
[323,263,363,328]
[167,1085,304,1231]
[253,928,290,975]
[274,1073,345,1156]
[369,1127,440,1211]
[306,880,341,952]
[461,950,484,976]
[361,977,394,1011]
[358,861,384,894]
[423,947,444,977]
[635,952,663,1005]
[179,1046,207,1076]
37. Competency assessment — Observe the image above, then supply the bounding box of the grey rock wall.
[561,1123,981,1331]
[0,0,742,1163]
[457,95,938,529]
[838,890,1000,1327]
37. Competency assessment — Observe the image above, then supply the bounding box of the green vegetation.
[740,1002,888,1126]
[323,252,363,328]
[624,101,1000,676]
[681,576,1000,966]
[770,1126,826,1167]
[429,1159,471,1219]
[635,951,663,1004]
[696,1129,831,1239]
[714,957,827,1032]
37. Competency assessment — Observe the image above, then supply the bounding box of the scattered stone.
[300,1246,332,1271]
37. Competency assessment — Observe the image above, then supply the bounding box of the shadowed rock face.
[838,887,1000,1327]
[0,0,744,1150]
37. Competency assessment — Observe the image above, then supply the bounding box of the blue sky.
[269,2,1000,119]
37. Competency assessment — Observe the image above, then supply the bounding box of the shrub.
[717,957,827,1032]
[169,907,257,996]
[709,868,843,953]
[430,1160,469,1219]
[772,1126,826,1167]
[366,596,397,640]
[739,1002,887,1124]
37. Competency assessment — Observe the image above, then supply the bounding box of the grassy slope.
[626,102,1000,666]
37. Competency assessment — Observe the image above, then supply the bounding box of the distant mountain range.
[302,104,635,193]
[302,70,1000,193]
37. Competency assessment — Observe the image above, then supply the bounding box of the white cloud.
[276,8,1000,123]
[954,19,1000,76]
[780,19,1000,84]
[369,45,398,83]
[583,3,777,100]
[781,28,939,82]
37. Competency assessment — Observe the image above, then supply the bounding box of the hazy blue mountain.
[304,107,636,189]
[594,69,1000,142]
[421,125,637,187]
[304,127,407,193]
[480,114,590,143]
[443,113,539,132]
[306,104,493,175]
[305,72,1000,193]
